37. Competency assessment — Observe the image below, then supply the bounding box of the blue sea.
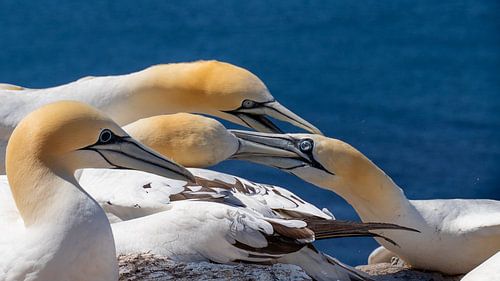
[1,1,498,265]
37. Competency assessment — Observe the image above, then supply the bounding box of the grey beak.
[229,130,333,174]
[228,130,312,169]
[81,135,196,183]
[261,101,323,135]
[225,100,323,135]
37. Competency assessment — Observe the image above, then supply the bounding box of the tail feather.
[305,219,419,246]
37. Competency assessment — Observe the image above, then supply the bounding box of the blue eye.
[242,100,256,108]
[99,129,114,143]
[298,139,313,152]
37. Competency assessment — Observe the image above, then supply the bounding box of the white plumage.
[461,252,500,281]
[0,102,194,281]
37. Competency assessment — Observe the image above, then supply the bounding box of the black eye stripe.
[78,129,130,151]
[237,99,276,110]
[222,99,276,113]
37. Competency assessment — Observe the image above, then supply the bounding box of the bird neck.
[0,64,203,132]
[131,62,212,112]
[65,70,191,126]
[6,149,105,228]
[333,161,417,223]
[69,63,210,125]
[8,161,118,280]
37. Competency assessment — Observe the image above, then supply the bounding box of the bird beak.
[225,100,323,135]
[81,135,196,183]
[229,130,318,171]
[231,134,299,160]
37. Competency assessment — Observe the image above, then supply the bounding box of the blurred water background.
[0,0,499,265]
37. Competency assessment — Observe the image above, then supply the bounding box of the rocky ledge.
[118,254,463,281]
[118,254,311,281]
[356,263,463,281]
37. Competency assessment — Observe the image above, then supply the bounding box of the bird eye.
[242,100,256,108]
[298,139,313,152]
[99,129,114,143]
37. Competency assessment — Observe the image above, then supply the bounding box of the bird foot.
[390,256,401,266]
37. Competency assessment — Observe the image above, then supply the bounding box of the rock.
[118,253,312,281]
[357,263,464,281]
[118,254,466,281]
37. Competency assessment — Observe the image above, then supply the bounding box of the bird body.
[111,199,309,263]
[111,199,377,281]
[364,198,500,273]
[1,179,117,281]
[461,251,500,281]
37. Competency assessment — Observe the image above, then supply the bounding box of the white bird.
[461,251,500,281]
[231,130,500,275]
[0,60,321,173]
[0,112,410,281]
[0,101,194,281]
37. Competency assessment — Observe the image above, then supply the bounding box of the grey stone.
[118,253,312,281]
[357,263,464,281]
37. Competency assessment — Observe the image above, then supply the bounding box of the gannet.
[0,112,410,281]
[461,251,500,281]
[0,60,321,173]
[231,130,500,275]
[0,101,194,281]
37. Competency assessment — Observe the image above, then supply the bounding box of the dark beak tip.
[187,175,197,183]
[176,169,196,183]
[269,127,284,134]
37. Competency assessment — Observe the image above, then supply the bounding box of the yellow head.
[136,61,322,134]
[123,113,239,167]
[7,101,125,173]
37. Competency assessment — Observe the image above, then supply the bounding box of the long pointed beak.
[231,136,299,160]
[262,101,323,135]
[229,130,333,174]
[229,130,315,170]
[226,101,323,135]
[230,130,303,156]
[82,136,196,183]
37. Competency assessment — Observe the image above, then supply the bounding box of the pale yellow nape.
[136,60,273,114]
[125,113,239,168]
[6,101,125,225]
